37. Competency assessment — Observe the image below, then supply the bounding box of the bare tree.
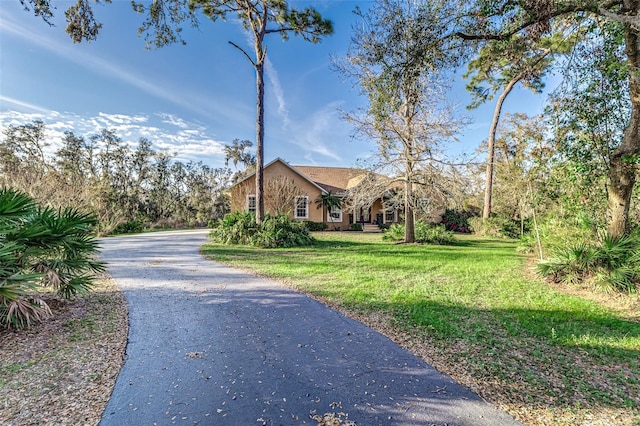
[264,176,301,215]
[336,0,466,243]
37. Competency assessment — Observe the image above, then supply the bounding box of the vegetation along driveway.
[99,229,519,425]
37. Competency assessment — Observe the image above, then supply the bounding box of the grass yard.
[201,231,640,426]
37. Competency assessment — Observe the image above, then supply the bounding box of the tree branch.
[228,40,256,67]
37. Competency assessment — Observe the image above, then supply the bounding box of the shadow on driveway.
[99,230,520,425]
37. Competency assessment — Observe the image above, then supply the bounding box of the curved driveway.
[99,229,519,426]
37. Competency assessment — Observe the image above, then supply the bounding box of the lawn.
[201,231,640,426]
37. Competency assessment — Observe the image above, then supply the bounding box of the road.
[99,229,520,426]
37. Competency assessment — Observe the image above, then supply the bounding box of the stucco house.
[229,158,402,230]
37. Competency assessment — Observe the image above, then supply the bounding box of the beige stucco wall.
[230,160,327,224]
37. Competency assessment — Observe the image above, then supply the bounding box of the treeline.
[0,120,231,235]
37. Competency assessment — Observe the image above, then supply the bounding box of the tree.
[224,138,256,183]
[464,32,572,219]
[337,0,465,243]
[264,176,300,215]
[186,0,333,223]
[547,20,630,231]
[315,191,342,223]
[490,113,552,227]
[456,1,640,237]
[24,1,333,226]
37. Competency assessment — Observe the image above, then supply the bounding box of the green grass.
[201,232,640,425]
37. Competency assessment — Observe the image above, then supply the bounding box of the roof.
[292,165,370,193]
[232,158,328,194]
[231,158,392,195]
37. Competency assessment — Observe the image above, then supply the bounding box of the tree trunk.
[404,177,415,243]
[255,57,265,224]
[607,21,640,238]
[483,76,519,220]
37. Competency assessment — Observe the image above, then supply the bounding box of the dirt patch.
[0,276,128,426]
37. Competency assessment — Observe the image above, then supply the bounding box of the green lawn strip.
[201,232,640,423]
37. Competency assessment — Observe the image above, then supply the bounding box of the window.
[417,198,430,213]
[385,209,396,222]
[246,195,256,214]
[328,206,342,222]
[294,196,309,219]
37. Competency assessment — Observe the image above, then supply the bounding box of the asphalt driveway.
[99,229,520,426]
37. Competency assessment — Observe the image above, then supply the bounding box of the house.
[229,158,402,230]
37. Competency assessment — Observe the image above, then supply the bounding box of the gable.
[231,158,327,194]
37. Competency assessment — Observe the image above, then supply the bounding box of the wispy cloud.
[265,57,290,128]
[287,101,350,163]
[0,95,50,114]
[239,28,290,129]
[0,11,252,128]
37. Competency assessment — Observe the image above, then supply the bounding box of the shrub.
[304,221,328,231]
[469,216,524,239]
[537,232,640,293]
[382,223,405,241]
[209,211,258,245]
[383,221,456,245]
[112,220,143,235]
[415,222,456,245]
[518,215,595,255]
[254,214,315,248]
[350,223,363,231]
[0,188,104,328]
[209,211,314,248]
[440,209,473,233]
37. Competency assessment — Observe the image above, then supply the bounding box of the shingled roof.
[292,165,369,193]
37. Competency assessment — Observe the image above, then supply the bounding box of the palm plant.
[0,188,104,328]
[315,192,342,222]
[537,233,640,293]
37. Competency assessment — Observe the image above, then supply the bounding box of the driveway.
[99,229,520,425]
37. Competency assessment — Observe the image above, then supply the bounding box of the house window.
[385,209,396,222]
[328,206,342,222]
[246,195,256,214]
[417,198,430,213]
[294,196,309,219]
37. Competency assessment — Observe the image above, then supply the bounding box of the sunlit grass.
[201,231,640,425]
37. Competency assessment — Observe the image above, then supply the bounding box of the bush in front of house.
[415,222,456,244]
[440,209,473,233]
[350,223,363,231]
[304,221,328,231]
[209,211,314,248]
[382,223,405,241]
[255,214,315,248]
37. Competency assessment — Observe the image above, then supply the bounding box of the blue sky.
[0,0,551,169]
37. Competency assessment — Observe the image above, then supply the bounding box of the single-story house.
[229,158,402,230]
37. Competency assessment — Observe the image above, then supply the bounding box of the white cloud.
[157,113,191,129]
[0,109,227,166]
